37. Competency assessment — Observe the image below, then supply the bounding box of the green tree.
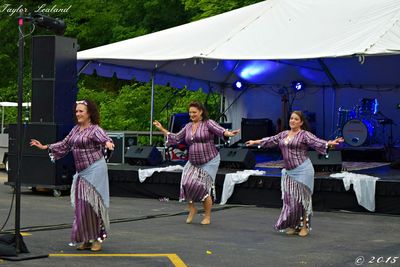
[182,0,263,21]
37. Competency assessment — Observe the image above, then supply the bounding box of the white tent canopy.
[78,0,400,88]
[77,0,400,142]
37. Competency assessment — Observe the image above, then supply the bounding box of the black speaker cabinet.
[107,132,138,163]
[309,150,342,172]
[7,123,75,187]
[241,118,274,142]
[220,148,256,169]
[125,146,162,166]
[31,35,78,124]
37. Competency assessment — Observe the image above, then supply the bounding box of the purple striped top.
[49,124,112,172]
[167,119,226,165]
[260,130,327,170]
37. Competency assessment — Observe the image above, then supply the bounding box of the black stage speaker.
[309,150,342,172]
[107,133,138,163]
[125,146,162,166]
[220,148,256,169]
[241,118,274,142]
[7,123,75,187]
[31,35,77,124]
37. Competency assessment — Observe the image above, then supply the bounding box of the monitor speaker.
[309,150,342,172]
[220,148,256,169]
[125,146,162,166]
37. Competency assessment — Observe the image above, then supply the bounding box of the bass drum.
[342,119,375,147]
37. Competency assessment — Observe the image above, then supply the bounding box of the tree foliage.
[0,0,259,133]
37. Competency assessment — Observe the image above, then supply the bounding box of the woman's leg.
[201,196,212,225]
[186,201,197,224]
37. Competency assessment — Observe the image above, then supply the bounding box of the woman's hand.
[153,120,169,135]
[245,140,258,146]
[105,141,115,150]
[153,120,164,130]
[328,137,344,148]
[30,139,48,150]
[224,129,240,137]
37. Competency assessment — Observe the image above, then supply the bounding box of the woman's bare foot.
[285,228,298,235]
[200,217,210,225]
[298,228,309,237]
[90,241,102,252]
[186,207,197,224]
[76,242,91,250]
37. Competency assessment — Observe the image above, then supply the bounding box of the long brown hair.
[74,99,101,125]
[188,101,209,120]
[291,110,309,131]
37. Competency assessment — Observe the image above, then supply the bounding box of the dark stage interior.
[107,147,400,215]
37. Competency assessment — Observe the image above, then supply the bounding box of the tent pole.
[150,71,155,145]
[217,85,248,121]
[1,106,4,134]
[220,87,225,123]
[77,60,92,76]
[318,59,340,138]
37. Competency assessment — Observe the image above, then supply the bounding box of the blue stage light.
[292,81,304,91]
[233,80,243,90]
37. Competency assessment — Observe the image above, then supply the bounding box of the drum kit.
[337,98,390,147]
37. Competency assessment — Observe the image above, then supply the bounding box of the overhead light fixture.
[233,80,244,90]
[32,13,67,35]
[292,81,304,91]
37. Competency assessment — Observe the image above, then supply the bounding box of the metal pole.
[150,72,155,145]
[1,106,4,133]
[15,10,25,253]
[219,87,225,123]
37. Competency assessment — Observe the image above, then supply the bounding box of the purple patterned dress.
[48,124,112,244]
[167,119,226,202]
[260,130,327,231]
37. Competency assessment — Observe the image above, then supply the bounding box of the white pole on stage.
[150,71,155,145]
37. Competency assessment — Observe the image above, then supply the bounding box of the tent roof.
[77,0,400,89]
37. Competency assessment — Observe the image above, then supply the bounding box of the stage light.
[32,13,66,35]
[233,80,243,90]
[292,81,304,91]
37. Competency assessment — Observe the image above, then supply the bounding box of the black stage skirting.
[107,164,400,215]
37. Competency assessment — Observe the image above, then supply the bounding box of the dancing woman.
[30,99,114,251]
[153,101,239,225]
[246,111,343,236]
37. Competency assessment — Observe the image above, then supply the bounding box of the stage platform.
[107,160,400,215]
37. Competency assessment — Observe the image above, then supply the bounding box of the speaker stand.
[1,11,48,262]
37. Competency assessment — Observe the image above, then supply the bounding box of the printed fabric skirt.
[179,154,220,202]
[274,163,314,231]
[70,160,110,244]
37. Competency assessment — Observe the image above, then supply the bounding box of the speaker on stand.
[6,36,77,194]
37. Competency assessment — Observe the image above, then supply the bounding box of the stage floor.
[107,160,400,215]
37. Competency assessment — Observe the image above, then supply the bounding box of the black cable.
[2,205,243,233]
[0,123,28,232]
[0,186,16,232]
